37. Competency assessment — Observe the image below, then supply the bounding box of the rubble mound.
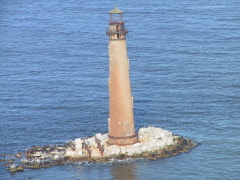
[2,127,196,172]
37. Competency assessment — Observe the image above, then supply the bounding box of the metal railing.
[106,28,128,36]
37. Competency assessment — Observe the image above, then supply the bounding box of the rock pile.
[101,127,195,158]
[3,127,196,172]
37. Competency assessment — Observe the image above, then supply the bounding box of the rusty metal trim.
[108,133,137,140]
[106,139,139,146]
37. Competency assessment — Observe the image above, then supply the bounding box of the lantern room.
[109,6,123,24]
[106,6,128,40]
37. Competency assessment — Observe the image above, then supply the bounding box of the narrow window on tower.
[116,25,120,39]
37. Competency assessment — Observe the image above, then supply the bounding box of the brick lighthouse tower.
[106,6,138,146]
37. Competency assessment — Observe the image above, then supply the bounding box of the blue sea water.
[0,0,240,179]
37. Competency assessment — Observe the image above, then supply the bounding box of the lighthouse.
[106,6,138,146]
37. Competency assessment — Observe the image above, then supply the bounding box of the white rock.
[75,138,82,150]
[165,138,173,146]
[115,148,121,154]
[65,149,75,157]
[10,164,16,170]
[133,143,140,147]
[87,137,96,146]
[53,155,59,160]
[95,133,102,140]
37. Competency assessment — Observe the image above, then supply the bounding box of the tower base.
[107,134,138,146]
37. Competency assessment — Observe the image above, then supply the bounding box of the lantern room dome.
[109,6,123,14]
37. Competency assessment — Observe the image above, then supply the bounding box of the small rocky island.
[2,7,198,173]
[3,127,196,172]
